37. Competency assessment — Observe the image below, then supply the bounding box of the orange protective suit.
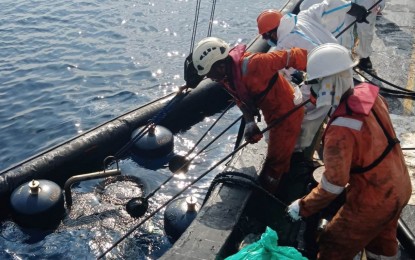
[299,84,411,259]
[238,48,307,183]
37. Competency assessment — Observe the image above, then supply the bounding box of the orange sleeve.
[249,51,289,73]
[299,185,338,217]
[287,47,307,71]
[245,48,306,77]
[300,125,354,217]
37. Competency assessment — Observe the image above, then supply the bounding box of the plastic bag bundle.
[225,227,307,260]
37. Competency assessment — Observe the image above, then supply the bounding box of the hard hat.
[307,43,359,81]
[192,37,230,76]
[257,9,283,35]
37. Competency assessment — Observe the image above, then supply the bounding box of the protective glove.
[287,199,302,222]
[347,3,369,24]
[244,122,263,144]
[291,70,305,85]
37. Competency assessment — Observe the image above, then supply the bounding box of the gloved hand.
[291,70,305,85]
[244,122,263,144]
[347,3,369,24]
[287,199,302,222]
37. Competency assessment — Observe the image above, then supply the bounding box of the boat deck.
[370,0,415,116]
[370,3,415,258]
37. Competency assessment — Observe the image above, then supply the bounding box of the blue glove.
[291,70,305,85]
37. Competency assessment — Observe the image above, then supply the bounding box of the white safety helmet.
[192,37,230,76]
[306,43,358,81]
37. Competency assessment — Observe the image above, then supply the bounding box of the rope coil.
[203,171,288,208]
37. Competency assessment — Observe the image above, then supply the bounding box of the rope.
[202,171,288,208]
[233,117,246,151]
[207,0,217,37]
[190,0,202,53]
[354,67,415,94]
[189,0,219,50]
[380,92,415,100]
[354,69,415,100]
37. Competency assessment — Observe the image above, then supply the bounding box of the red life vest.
[324,83,400,174]
[331,82,379,118]
[225,45,279,120]
[224,45,252,107]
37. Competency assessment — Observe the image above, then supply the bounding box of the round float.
[10,179,65,229]
[131,124,174,157]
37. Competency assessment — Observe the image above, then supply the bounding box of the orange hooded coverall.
[229,47,307,185]
[299,84,411,259]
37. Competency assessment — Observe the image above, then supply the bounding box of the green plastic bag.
[225,227,308,260]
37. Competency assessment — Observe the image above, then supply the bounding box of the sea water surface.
[0,0,286,259]
[0,0,283,170]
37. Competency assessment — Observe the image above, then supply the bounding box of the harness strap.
[351,109,400,174]
[241,54,279,119]
[253,72,279,105]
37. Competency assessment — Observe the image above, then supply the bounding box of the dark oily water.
[0,0,285,258]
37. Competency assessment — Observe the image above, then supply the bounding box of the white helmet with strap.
[307,43,358,81]
[192,37,230,76]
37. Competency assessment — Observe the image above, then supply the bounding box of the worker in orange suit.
[191,37,308,193]
[287,43,412,259]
